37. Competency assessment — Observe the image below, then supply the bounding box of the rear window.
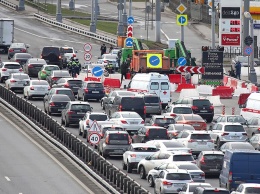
[166,173,191,180]
[226,116,246,123]
[173,107,193,114]
[190,134,211,140]
[202,191,229,194]
[32,81,48,85]
[245,187,260,193]
[144,96,160,103]
[231,143,254,150]
[174,125,195,131]
[56,90,73,95]
[224,125,245,132]
[71,104,91,111]
[162,142,184,148]
[204,154,224,160]
[30,64,44,67]
[117,92,135,96]
[62,48,73,53]
[193,99,211,106]
[188,185,211,192]
[172,155,194,161]
[68,80,83,85]
[51,95,70,101]
[149,128,167,136]
[133,147,158,152]
[53,71,70,77]
[11,43,25,48]
[155,118,175,124]
[42,47,60,55]
[89,115,108,121]
[109,133,128,140]
[13,74,29,79]
[183,115,204,121]
[121,112,141,118]
[121,97,144,108]
[29,59,46,64]
[15,53,31,58]
[4,64,20,69]
[103,127,124,133]
[87,83,103,88]
[177,164,198,170]
[45,66,59,71]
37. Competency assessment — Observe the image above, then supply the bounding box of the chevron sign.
[176,66,205,74]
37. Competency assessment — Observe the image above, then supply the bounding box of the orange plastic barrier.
[169,74,185,84]
[103,78,121,88]
[251,85,258,92]
[175,83,196,93]
[84,77,101,82]
[223,76,228,86]
[230,78,238,89]
[216,86,234,93]
[238,93,251,107]
[126,73,131,79]
[212,87,233,99]
[241,82,247,88]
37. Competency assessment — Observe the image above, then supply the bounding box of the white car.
[109,111,144,131]
[23,80,50,99]
[110,48,120,55]
[122,143,158,173]
[60,46,77,67]
[145,140,191,153]
[0,62,23,83]
[78,112,109,138]
[231,183,260,194]
[163,104,193,117]
[178,182,212,194]
[5,73,30,90]
[176,130,215,155]
[97,53,118,68]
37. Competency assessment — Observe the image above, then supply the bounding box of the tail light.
[162,181,173,185]
[73,54,76,57]
[202,123,207,130]
[105,135,109,144]
[64,83,70,88]
[10,80,16,83]
[200,173,205,177]
[209,105,214,110]
[145,129,150,136]
[30,86,34,90]
[170,113,176,117]
[144,106,146,114]
[130,154,136,158]
[16,60,20,62]
[86,119,89,125]
[228,172,232,182]
[59,56,61,59]
[84,89,89,93]
[28,64,33,68]
[52,77,58,81]
[258,128,260,131]
[200,156,206,164]
[19,68,23,72]
[121,120,127,124]
[9,49,14,52]
[152,124,158,126]
[221,133,229,136]
[42,70,46,74]
[21,49,26,52]
[48,86,51,90]
[67,111,74,116]
[2,68,7,71]
[188,139,196,142]
[128,135,132,144]
[49,102,55,106]
[141,120,145,124]
[242,133,247,136]
[119,105,122,111]
[191,106,198,110]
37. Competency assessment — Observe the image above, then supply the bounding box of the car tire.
[83,131,87,138]
[61,117,64,125]
[77,93,81,100]
[148,175,154,187]
[122,161,127,170]
[64,118,69,127]
[139,166,146,179]
[79,127,82,136]
[127,161,132,173]
[101,100,104,110]
[83,95,87,102]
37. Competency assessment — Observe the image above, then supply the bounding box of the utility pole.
[243,0,250,54]
[117,0,124,36]
[90,0,96,33]
[69,0,75,10]
[151,0,154,30]
[122,0,128,31]
[155,0,161,42]
[129,0,132,17]
[211,0,215,48]
[18,0,25,11]
[56,0,62,22]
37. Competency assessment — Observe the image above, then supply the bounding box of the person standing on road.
[67,57,74,75]
[100,44,106,56]
[74,58,81,76]
[120,60,128,82]
[235,60,241,80]
[184,70,191,84]
[117,50,122,69]
[109,45,114,53]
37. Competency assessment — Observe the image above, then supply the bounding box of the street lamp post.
[244,11,257,85]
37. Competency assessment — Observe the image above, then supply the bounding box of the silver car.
[0,62,23,82]
[5,73,30,91]
[8,43,29,59]
[98,53,118,68]
[23,80,50,99]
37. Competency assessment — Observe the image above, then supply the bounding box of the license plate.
[231,136,240,139]
[73,87,79,89]
[18,81,23,84]
[77,112,85,114]
[92,91,99,93]
[198,142,207,144]
[58,109,63,111]
[114,150,123,153]
[193,176,201,178]
[209,169,219,171]
[200,110,208,112]
[174,183,184,187]
[130,122,138,124]
[37,87,45,91]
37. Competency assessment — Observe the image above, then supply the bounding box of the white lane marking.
[19,193,23,194]
[5,176,10,181]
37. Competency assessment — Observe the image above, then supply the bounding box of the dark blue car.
[77,81,105,101]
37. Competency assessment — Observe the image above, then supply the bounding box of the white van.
[127,73,171,108]
[240,93,260,120]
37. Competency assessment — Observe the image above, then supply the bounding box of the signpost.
[127,16,134,24]
[84,43,92,52]
[83,43,92,74]
[84,52,92,61]
[176,66,205,74]
[88,132,101,145]
[177,57,187,66]
[176,3,187,42]
[244,46,253,56]
[92,66,104,77]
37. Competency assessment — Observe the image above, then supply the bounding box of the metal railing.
[0,0,18,10]
[0,85,150,194]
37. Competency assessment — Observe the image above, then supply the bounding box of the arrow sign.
[92,66,104,77]
[127,16,134,25]
[176,66,205,74]
[178,57,187,66]
[127,31,133,37]
[125,37,133,47]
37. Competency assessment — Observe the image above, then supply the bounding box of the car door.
[146,152,160,173]
[246,118,259,137]
[154,171,165,193]
[249,135,258,148]
[62,103,70,120]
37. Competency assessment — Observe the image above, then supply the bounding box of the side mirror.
[177,188,182,192]
[145,156,151,160]
[153,175,159,178]
[154,167,159,170]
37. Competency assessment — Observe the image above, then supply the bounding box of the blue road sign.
[178,16,186,25]
[149,55,160,66]
[125,37,133,47]
[244,46,253,56]
[92,66,104,77]
[253,24,260,29]
[127,16,134,25]
[178,57,187,66]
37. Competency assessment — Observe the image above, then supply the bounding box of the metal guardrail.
[33,13,117,46]
[0,0,18,10]
[0,85,150,194]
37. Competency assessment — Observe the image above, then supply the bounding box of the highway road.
[0,5,242,194]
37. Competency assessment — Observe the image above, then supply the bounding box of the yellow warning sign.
[147,54,162,68]
[177,3,187,14]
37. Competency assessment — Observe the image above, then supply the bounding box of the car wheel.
[61,117,64,125]
[77,93,81,100]
[148,175,154,187]
[79,127,82,136]
[122,161,127,170]
[64,118,69,127]
[83,131,87,138]
[27,92,32,100]
[83,95,87,102]
[139,166,146,179]
[101,100,104,110]
[127,161,132,173]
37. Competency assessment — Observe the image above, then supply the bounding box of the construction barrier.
[232,107,235,115]
[223,75,228,85]
[238,93,250,108]
[169,74,185,84]
[103,78,121,88]
[84,76,101,82]
[233,87,250,97]
[126,73,131,79]
[179,89,199,99]
[222,106,226,115]
[230,78,238,89]
[212,86,233,99]
[175,83,196,93]
[206,95,223,107]
[197,85,214,95]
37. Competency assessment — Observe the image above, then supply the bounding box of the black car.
[10,53,32,66]
[173,97,214,122]
[52,78,83,95]
[41,46,62,68]
[23,58,47,77]
[46,70,71,86]
[105,95,146,119]
[77,81,105,101]
[44,88,75,102]
[132,126,169,143]
[43,94,71,115]
[61,101,92,127]
[148,115,175,128]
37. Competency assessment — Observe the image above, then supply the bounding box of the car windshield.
[71,104,91,111]
[63,48,73,53]
[173,107,192,114]
[155,118,175,124]
[191,134,211,140]
[51,95,70,101]
[87,83,103,88]
[13,74,29,79]
[56,90,73,95]
[245,187,260,193]
[121,97,144,109]
[226,116,246,123]
[144,96,159,103]
[5,64,21,69]
[89,115,108,121]
[224,125,245,132]
[121,112,141,118]
[45,66,59,71]
[166,173,191,180]
[204,154,224,160]
[53,71,70,77]
[162,142,184,148]
[183,115,204,121]
[32,81,48,85]
[238,56,248,63]
[193,99,211,106]
[177,164,198,170]
[172,155,194,161]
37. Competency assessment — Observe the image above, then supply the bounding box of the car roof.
[30,80,48,83]
[197,187,228,191]
[217,122,242,125]
[105,131,129,134]
[28,58,46,62]
[87,112,107,115]
[163,169,189,173]
[186,182,212,186]
[43,64,58,67]
[131,143,157,148]
[239,183,260,187]
[51,94,70,97]
[218,115,244,117]
[224,142,251,145]
[62,78,82,81]
[143,126,166,129]
[100,124,122,128]
[115,111,140,115]
[169,104,192,108]
[184,130,210,134]
[11,73,28,76]
[69,101,90,105]
[52,88,72,91]
[200,151,224,155]
[2,62,20,65]
[152,115,174,119]
[168,124,194,127]
[84,81,102,84]
[162,151,192,155]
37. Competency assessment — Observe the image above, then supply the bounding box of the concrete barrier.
[197,85,214,95]
[0,0,17,10]
[179,88,199,99]
[206,95,223,107]
[233,87,250,97]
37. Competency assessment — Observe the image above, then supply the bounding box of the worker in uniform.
[70,58,77,78]
[74,58,81,76]
[106,63,114,74]
[67,57,74,75]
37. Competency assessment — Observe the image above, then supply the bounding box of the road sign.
[127,16,134,25]
[176,3,187,14]
[177,57,187,66]
[177,15,188,26]
[253,24,260,29]
[117,3,124,10]
[244,46,253,56]
[88,132,101,145]
[244,36,253,46]
[92,66,104,77]
[176,66,205,74]
[127,25,133,37]
[89,120,101,132]
[147,54,162,68]
[84,52,92,61]
[145,5,151,13]
[83,43,92,52]
[125,37,133,47]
